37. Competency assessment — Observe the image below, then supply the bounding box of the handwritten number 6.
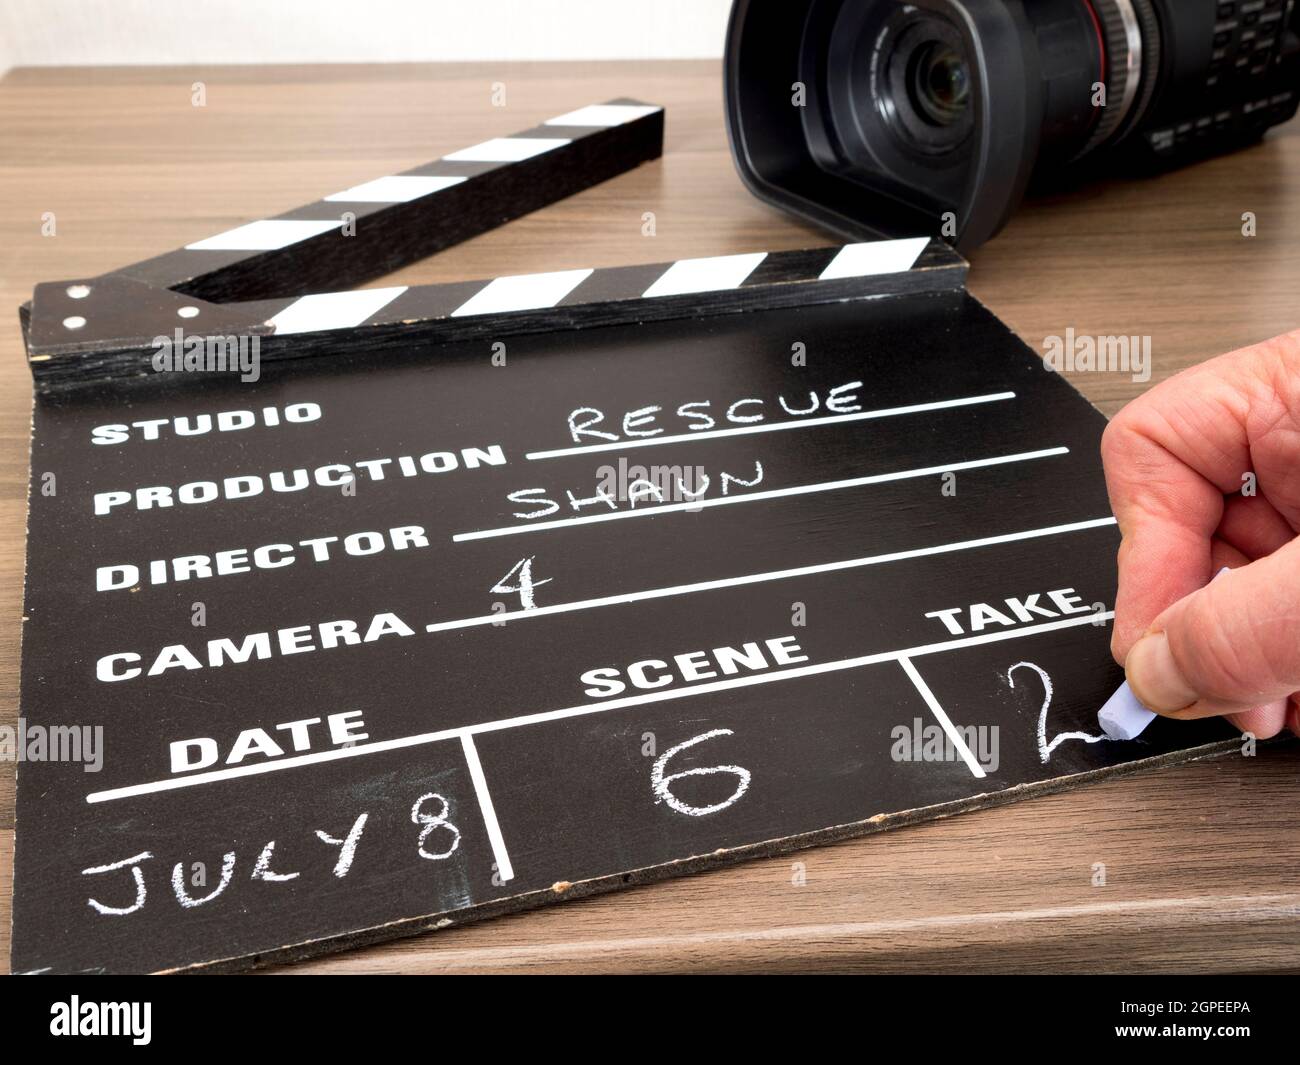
[652,729,751,816]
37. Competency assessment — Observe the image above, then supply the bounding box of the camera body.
[724,0,1300,251]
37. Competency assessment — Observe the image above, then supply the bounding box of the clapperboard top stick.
[20,99,664,385]
[19,96,962,391]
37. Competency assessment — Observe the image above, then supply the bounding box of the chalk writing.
[652,729,752,816]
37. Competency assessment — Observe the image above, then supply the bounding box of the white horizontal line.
[429,517,1117,634]
[452,447,1070,542]
[85,611,1111,805]
[524,392,1017,460]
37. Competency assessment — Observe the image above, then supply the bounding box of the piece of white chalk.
[1097,567,1232,740]
[1098,682,1157,740]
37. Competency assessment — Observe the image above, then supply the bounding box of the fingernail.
[1125,632,1198,712]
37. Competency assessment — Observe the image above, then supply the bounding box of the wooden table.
[1,60,1297,974]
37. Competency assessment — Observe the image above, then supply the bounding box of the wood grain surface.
[1,59,1296,974]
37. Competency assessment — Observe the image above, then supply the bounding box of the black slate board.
[10,98,1238,972]
[10,283,1234,974]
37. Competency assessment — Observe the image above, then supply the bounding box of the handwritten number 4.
[491,556,552,610]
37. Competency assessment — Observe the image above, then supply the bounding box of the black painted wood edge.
[25,240,968,391]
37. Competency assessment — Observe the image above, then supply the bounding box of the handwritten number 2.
[1007,661,1110,763]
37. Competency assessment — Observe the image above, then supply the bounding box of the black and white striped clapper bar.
[21,97,965,388]
[11,100,1236,976]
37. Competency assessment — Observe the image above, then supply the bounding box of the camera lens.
[876,16,976,156]
[725,0,1300,252]
[909,41,970,127]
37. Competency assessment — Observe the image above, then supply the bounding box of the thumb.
[1124,538,1300,723]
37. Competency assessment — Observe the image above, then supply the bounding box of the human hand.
[1101,329,1300,738]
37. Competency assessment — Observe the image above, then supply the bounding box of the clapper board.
[11,100,1236,974]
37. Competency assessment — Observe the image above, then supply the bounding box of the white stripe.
[442,137,570,162]
[266,286,407,335]
[450,269,593,317]
[460,734,514,883]
[452,447,1070,542]
[525,392,1016,460]
[544,104,661,127]
[324,175,466,203]
[641,253,767,298]
[186,218,343,251]
[899,657,986,779]
[85,612,1111,804]
[819,238,932,280]
[427,518,1117,634]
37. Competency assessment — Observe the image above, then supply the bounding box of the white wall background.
[0,0,732,77]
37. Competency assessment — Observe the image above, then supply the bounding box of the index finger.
[1100,345,1269,661]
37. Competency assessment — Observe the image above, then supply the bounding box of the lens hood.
[724,0,1043,252]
